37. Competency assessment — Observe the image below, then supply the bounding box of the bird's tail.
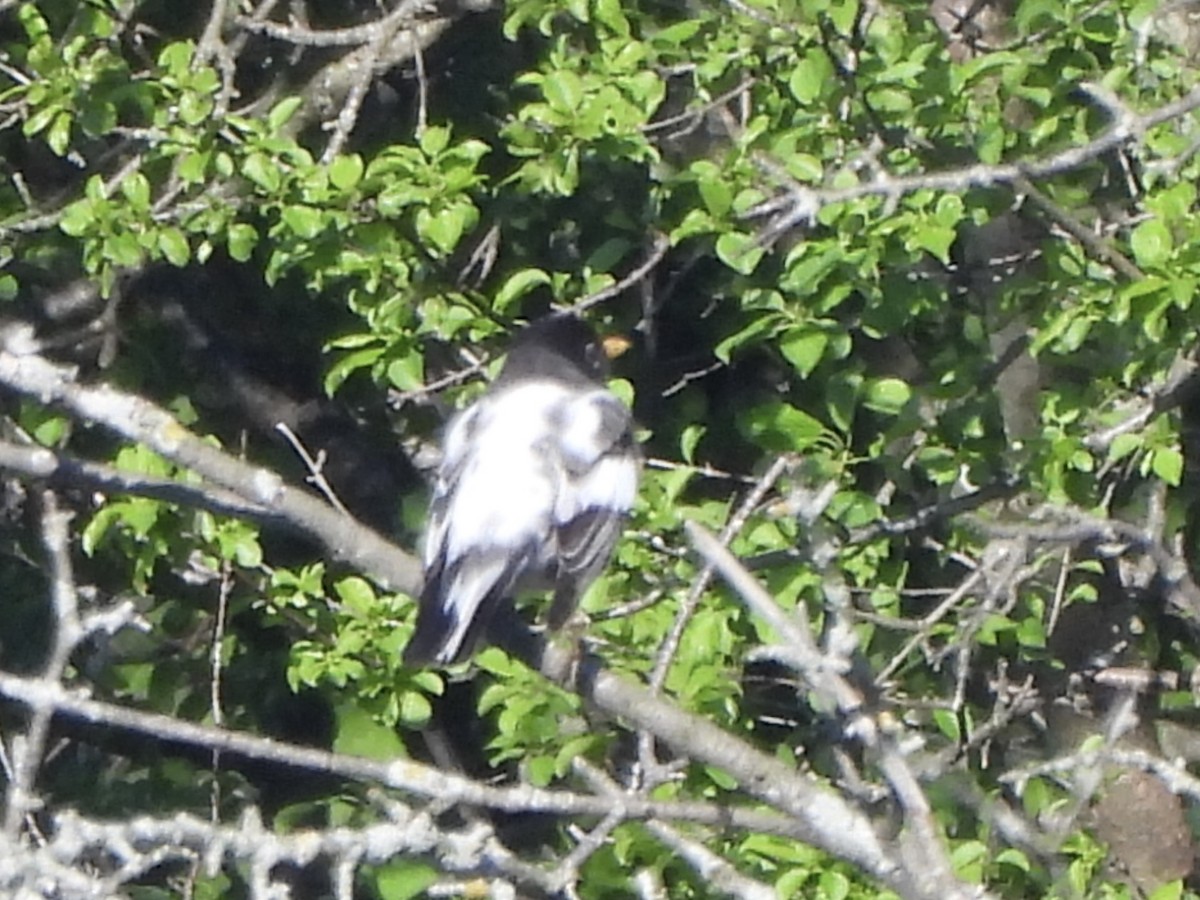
[404,576,507,667]
[546,581,581,631]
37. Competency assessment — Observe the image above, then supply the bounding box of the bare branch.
[275,422,352,516]
[682,521,986,900]
[236,0,434,46]
[0,437,282,525]
[746,84,1200,241]
[567,232,672,314]
[4,492,79,836]
[0,349,422,594]
[0,668,814,840]
[1083,350,1200,452]
[576,758,775,900]
[970,506,1200,621]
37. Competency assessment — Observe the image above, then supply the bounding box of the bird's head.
[498,314,627,386]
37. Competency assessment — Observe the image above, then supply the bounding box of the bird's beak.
[601,334,633,359]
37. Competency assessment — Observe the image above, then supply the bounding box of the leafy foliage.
[2,0,1200,896]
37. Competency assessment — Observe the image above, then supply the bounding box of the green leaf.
[584,237,632,272]
[779,328,828,377]
[783,245,843,294]
[907,221,956,264]
[714,314,782,362]
[870,87,912,113]
[47,110,72,156]
[776,869,812,897]
[1130,219,1173,269]
[863,378,911,415]
[932,709,960,741]
[1148,881,1184,900]
[1107,432,1141,463]
[704,764,738,789]
[977,613,1015,646]
[494,268,552,312]
[280,204,326,239]
[697,170,732,217]
[178,150,209,184]
[995,848,1031,873]
[416,204,470,255]
[333,701,406,760]
[26,408,68,446]
[335,576,376,615]
[325,345,384,394]
[216,523,262,567]
[739,400,829,452]
[242,153,281,193]
[1151,446,1183,486]
[951,840,988,881]
[227,223,258,261]
[826,371,860,433]
[788,51,833,104]
[372,862,438,900]
[329,153,364,190]
[105,232,144,267]
[818,870,849,900]
[398,690,432,727]
[58,200,95,237]
[788,153,823,183]
[157,227,190,266]
[680,424,704,463]
[543,70,584,114]
[1147,182,1196,223]
[23,103,59,140]
[934,193,964,227]
[157,40,195,77]
[386,353,425,392]
[267,96,303,131]
[651,20,702,46]
[715,232,765,275]
[179,90,214,126]
[1016,615,1046,648]
[594,0,630,35]
[418,126,450,157]
[527,755,556,786]
[566,0,588,23]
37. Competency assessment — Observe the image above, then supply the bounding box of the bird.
[403,313,640,666]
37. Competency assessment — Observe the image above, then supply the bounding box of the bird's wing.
[406,543,534,666]
[406,385,567,665]
[547,390,639,628]
[420,402,481,569]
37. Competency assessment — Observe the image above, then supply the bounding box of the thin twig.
[275,422,352,516]
[236,0,432,47]
[4,492,79,836]
[1012,174,1144,281]
[209,559,233,823]
[649,456,792,691]
[568,232,671,314]
[682,521,974,899]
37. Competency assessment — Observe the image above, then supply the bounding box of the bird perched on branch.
[404,314,640,666]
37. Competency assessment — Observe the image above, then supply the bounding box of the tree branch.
[0,349,422,594]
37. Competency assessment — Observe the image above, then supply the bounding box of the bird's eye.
[585,343,604,371]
